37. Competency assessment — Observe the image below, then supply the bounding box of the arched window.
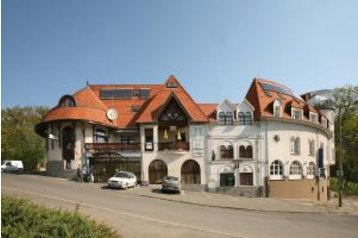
[307,162,316,178]
[270,160,283,176]
[289,161,302,176]
[59,95,76,107]
[226,112,233,125]
[244,112,252,125]
[219,112,226,125]
[220,145,226,159]
[220,145,233,159]
[245,145,253,158]
[239,145,245,158]
[94,129,108,143]
[238,112,245,125]
[226,145,233,159]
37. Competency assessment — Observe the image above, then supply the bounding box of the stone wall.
[206,186,264,197]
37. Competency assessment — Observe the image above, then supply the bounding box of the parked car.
[161,176,181,194]
[107,171,137,189]
[1,160,24,173]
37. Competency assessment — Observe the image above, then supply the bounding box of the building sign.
[192,127,205,157]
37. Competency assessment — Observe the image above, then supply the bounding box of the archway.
[181,160,201,184]
[148,160,168,184]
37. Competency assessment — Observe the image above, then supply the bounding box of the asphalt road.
[2,174,358,238]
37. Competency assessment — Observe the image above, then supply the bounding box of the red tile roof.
[37,75,209,131]
[245,78,324,121]
[41,107,115,127]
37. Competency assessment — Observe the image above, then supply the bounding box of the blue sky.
[2,0,358,108]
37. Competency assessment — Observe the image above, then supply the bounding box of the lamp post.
[338,106,343,207]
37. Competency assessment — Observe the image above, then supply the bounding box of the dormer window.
[166,82,177,88]
[321,117,328,128]
[219,112,226,124]
[58,95,76,107]
[226,112,233,125]
[273,100,282,117]
[292,108,303,120]
[309,112,318,123]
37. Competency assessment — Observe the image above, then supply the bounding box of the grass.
[330,177,358,195]
[1,196,121,238]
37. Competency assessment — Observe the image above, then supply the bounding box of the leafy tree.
[1,106,48,172]
[331,85,358,184]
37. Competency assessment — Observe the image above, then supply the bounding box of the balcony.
[85,143,140,152]
[158,142,190,151]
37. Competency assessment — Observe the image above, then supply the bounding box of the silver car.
[161,176,181,193]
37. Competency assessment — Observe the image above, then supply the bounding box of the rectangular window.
[139,89,150,99]
[292,109,302,120]
[240,173,253,186]
[220,173,235,187]
[132,105,140,112]
[133,90,140,97]
[310,113,318,123]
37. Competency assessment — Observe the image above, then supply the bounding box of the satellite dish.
[107,108,118,120]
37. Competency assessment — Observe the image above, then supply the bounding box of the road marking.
[3,186,249,238]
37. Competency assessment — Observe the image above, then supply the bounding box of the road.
[2,174,358,238]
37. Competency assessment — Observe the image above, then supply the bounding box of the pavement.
[91,183,358,215]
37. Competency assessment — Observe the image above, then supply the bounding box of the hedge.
[1,196,120,238]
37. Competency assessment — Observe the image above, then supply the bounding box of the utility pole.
[338,106,343,207]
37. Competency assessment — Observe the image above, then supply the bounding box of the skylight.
[260,83,294,97]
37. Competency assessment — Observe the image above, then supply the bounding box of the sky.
[2,0,358,108]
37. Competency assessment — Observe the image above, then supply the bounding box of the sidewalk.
[124,185,358,215]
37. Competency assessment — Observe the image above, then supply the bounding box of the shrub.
[1,196,120,238]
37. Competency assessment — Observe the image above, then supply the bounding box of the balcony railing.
[85,143,140,152]
[158,142,190,151]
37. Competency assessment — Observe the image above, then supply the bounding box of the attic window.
[58,95,76,107]
[133,90,140,97]
[166,82,177,88]
[139,89,150,99]
[273,100,282,117]
[132,105,140,112]
[292,109,303,120]
[309,112,318,123]
[100,89,133,99]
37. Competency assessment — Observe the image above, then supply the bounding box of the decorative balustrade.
[85,143,140,152]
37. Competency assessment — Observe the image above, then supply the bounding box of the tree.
[331,85,358,184]
[1,106,48,172]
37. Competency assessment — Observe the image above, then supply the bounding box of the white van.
[1,160,24,172]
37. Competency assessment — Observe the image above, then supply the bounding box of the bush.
[1,196,120,238]
[330,177,358,195]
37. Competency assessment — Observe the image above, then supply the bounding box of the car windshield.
[114,172,129,178]
[166,176,178,181]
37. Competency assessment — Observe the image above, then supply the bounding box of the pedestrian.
[77,165,83,183]
[89,165,95,182]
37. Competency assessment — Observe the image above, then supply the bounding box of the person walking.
[77,165,83,183]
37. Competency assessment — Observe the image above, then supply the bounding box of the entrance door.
[181,160,201,184]
[148,160,167,184]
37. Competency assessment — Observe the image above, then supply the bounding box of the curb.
[134,193,343,215]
